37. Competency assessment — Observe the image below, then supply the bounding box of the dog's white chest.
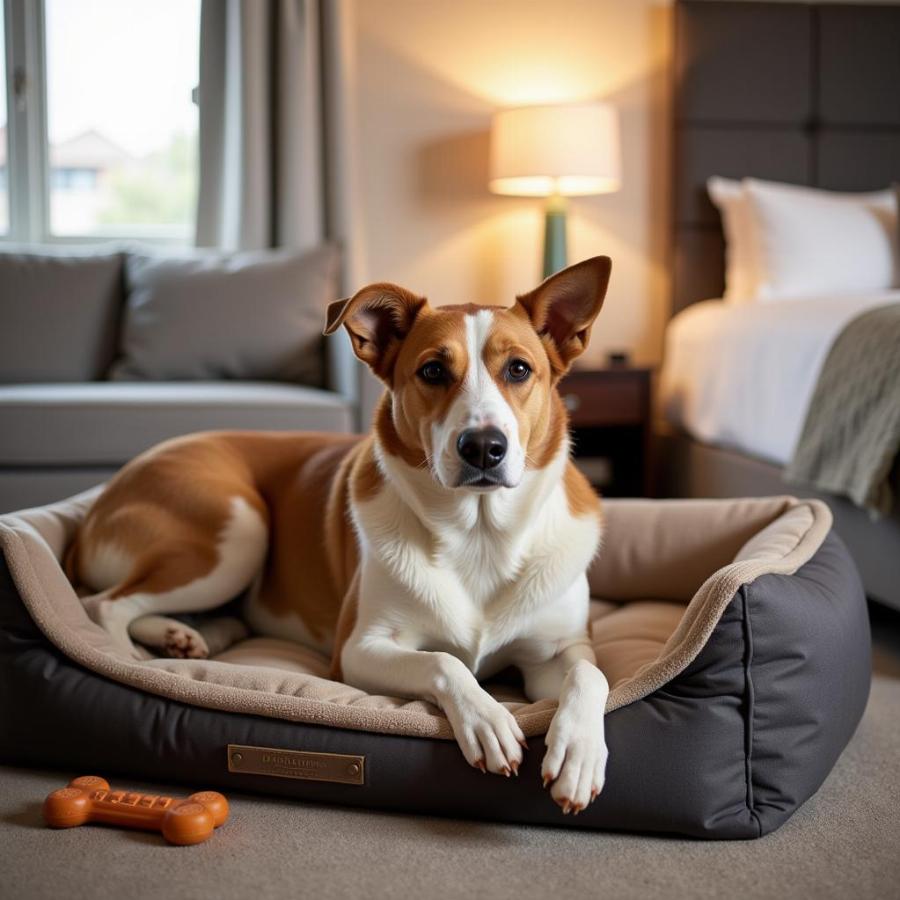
[427,561,590,678]
[354,470,600,678]
[437,516,518,605]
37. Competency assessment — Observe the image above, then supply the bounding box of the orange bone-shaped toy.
[43,776,229,845]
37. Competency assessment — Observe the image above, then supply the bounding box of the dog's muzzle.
[455,427,509,488]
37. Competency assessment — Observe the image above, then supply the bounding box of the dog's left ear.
[323,282,427,383]
[515,256,611,375]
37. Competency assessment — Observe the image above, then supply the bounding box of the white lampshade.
[489,102,621,197]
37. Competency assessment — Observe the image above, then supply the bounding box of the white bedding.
[659,291,900,465]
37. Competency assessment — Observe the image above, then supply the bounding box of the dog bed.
[0,488,870,839]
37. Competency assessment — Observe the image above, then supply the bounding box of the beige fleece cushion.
[0,489,832,740]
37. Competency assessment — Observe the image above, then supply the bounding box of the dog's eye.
[507,359,531,382]
[418,361,448,384]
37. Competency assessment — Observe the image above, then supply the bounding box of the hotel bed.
[661,290,900,468]
[660,1,900,610]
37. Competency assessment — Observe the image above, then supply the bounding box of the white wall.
[350,0,672,367]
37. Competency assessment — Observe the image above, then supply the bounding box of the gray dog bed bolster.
[0,490,870,838]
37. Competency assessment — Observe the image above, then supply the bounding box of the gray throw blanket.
[785,303,900,517]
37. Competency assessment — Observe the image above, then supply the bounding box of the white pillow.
[743,179,897,301]
[707,176,758,303]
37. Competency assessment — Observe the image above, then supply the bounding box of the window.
[2,0,201,243]
[51,168,98,191]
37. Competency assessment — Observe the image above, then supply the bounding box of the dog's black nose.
[457,427,508,470]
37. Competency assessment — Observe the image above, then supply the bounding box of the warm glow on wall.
[354,1,650,107]
[459,62,604,107]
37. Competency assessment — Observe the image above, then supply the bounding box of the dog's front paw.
[541,714,607,814]
[445,691,527,777]
[541,663,608,814]
[163,624,209,659]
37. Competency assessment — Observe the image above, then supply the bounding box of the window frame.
[3,0,48,243]
[1,0,196,246]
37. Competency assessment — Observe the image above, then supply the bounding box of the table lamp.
[489,102,621,278]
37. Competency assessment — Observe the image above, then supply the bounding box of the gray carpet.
[2,609,899,900]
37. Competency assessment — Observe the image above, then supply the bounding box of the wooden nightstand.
[559,366,653,497]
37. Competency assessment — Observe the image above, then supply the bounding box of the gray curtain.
[194,0,364,407]
[195,0,359,258]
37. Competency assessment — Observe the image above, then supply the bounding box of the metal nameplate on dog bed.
[227,744,365,785]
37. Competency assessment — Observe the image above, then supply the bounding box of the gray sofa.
[0,246,360,513]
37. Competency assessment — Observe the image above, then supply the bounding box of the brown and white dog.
[67,256,612,814]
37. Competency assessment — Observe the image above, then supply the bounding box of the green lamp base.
[542,194,568,279]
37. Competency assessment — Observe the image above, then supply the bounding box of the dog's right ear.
[324,283,427,382]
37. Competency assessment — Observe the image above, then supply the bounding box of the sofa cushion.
[0,382,353,466]
[0,249,123,383]
[110,246,339,387]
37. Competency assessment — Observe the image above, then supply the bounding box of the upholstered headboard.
[672,0,900,314]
